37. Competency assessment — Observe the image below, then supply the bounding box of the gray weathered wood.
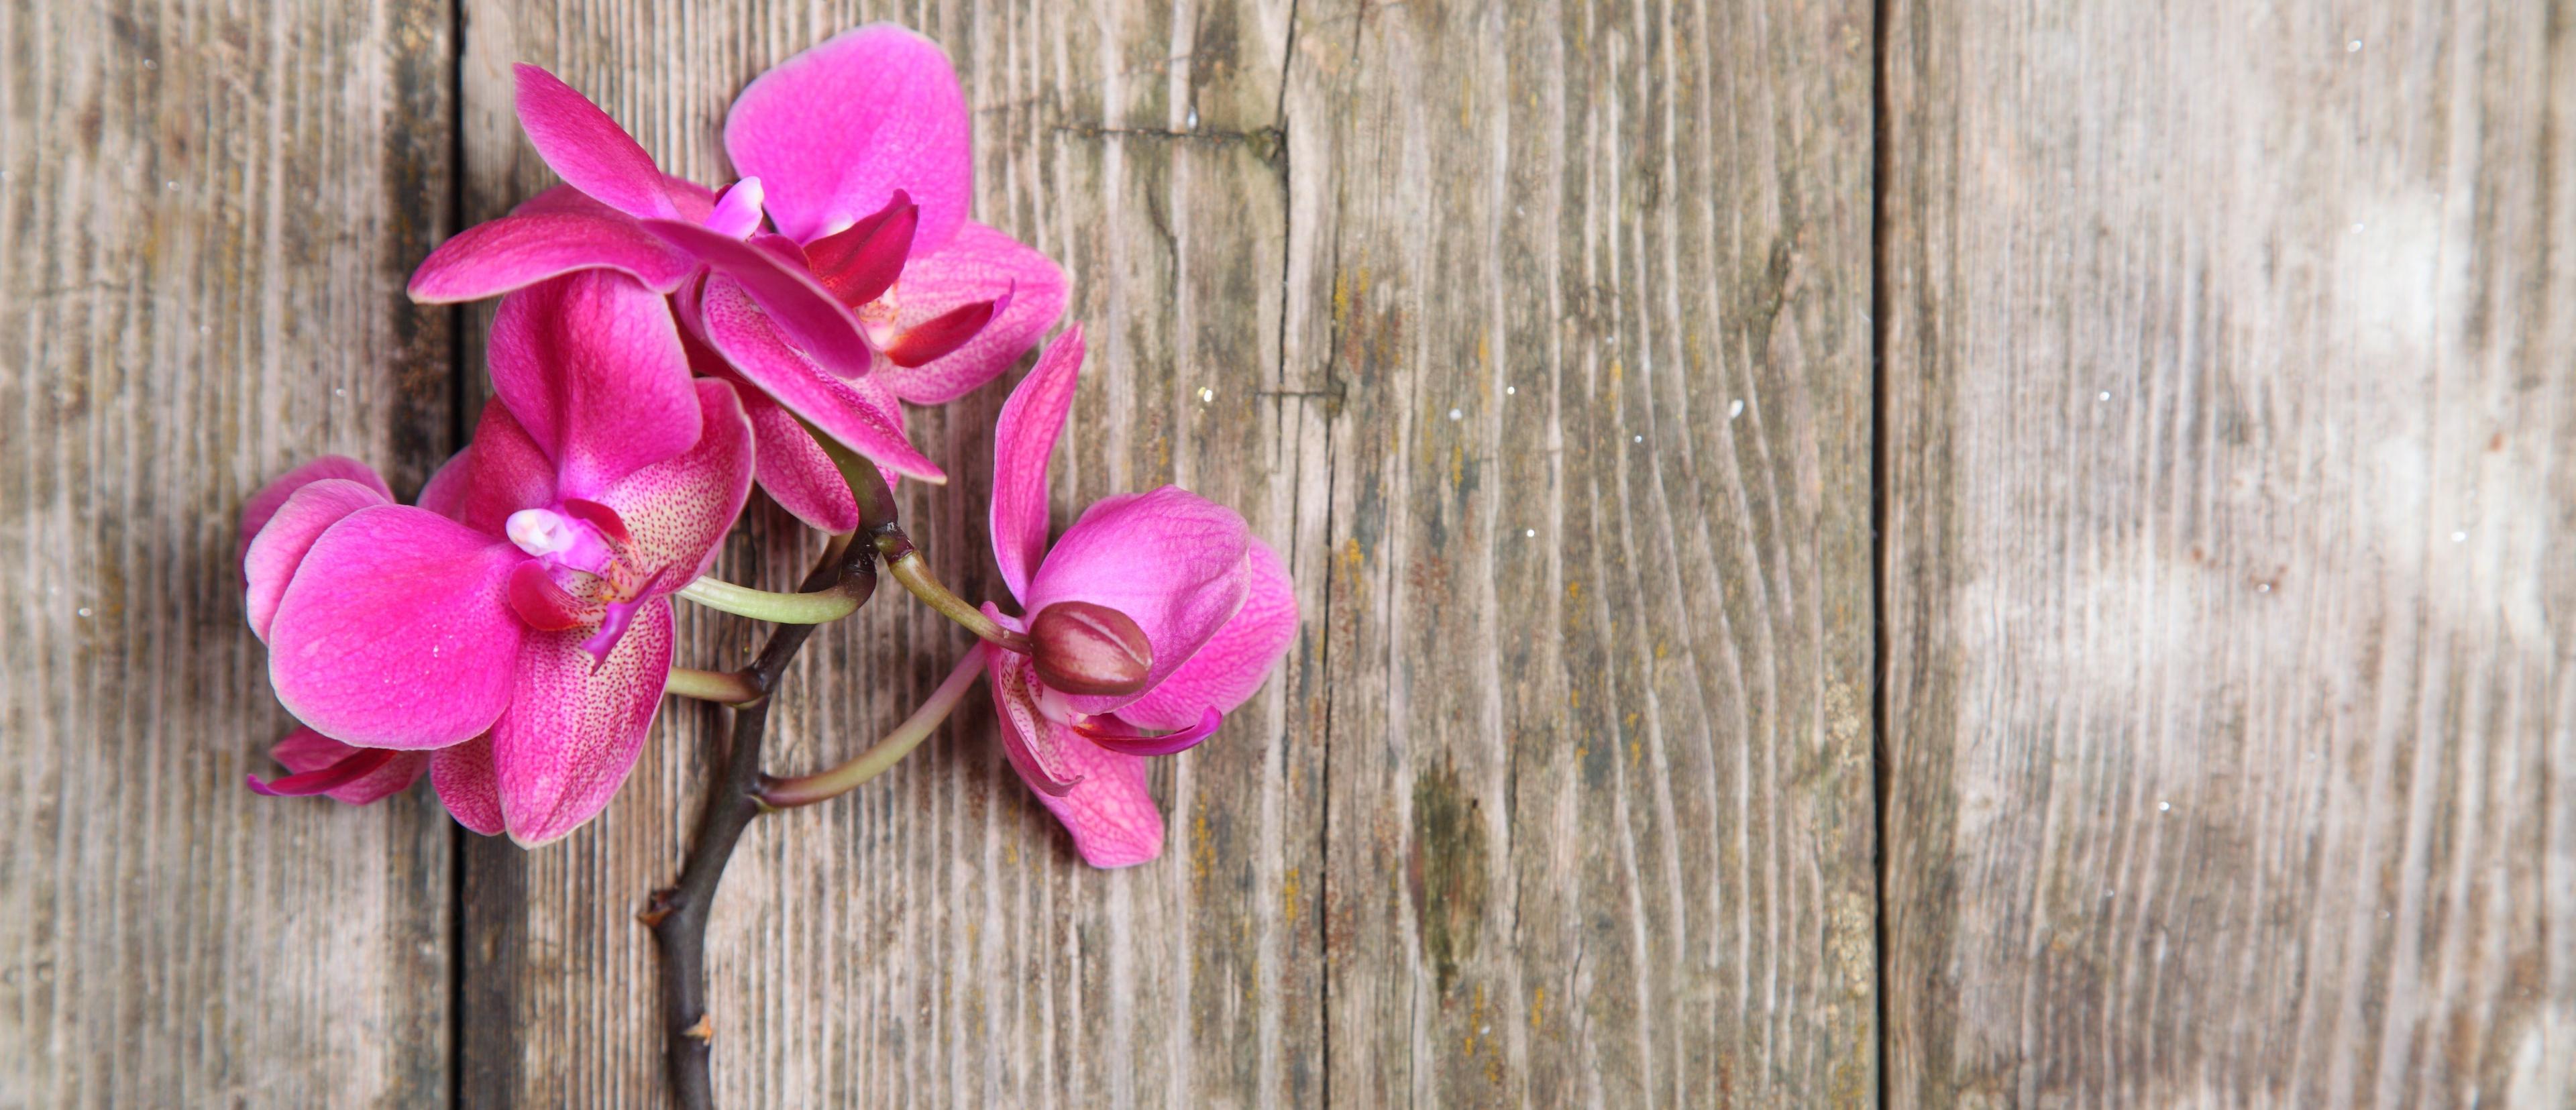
[0,0,456,1104]
[1880,0,2576,1103]
[1281,0,1878,1104]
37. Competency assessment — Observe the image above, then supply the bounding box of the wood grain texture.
[1880,0,2576,1105]
[1281,0,1876,1105]
[0,0,455,1105]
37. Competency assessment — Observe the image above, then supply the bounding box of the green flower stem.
[795,417,1032,654]
[663,667,763,706]
[676,573,862,624]
[877,538,1032,654]
[757,649,986,809]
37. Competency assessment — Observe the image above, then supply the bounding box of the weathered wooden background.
[0,0,2564,1106]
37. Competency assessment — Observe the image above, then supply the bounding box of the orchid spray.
[235,25,1291,1107]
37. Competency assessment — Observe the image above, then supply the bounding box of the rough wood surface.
[0,0,456,1105]
[1281,0,1877,1105]
[21,0,2569,1103]
[1880,0,2576,1105]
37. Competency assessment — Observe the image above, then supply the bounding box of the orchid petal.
[254,728,430,804]
[513,64,678,221]
[489,271,700,498]
[872,223,1071,404]
[881,284,1009,368]
[1110,537,1297,731]
[595,379,755,580]
[244,478,393,642]
[239,456,392,573]
[505,561,590,631]
[492,598,674,846]
[698,275,943,481]
[723,23,973,250]
[707,177,767,238]
[1076,706,1225,757]
[455,401,559,538]
[642,219,875,378]
[989,326,1083,600]
[986,642,1081,795]
[740,387,860,533]
[431,734,504,835]
[266,505,528,750]
[802,189,915,306]
[407,211,698,303]
[1025,486,1252,717]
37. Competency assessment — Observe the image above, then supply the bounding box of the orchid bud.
[1028,601,1154,696]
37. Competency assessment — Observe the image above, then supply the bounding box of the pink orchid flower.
[242,272,753,845]
[973,327,1297,867]
[408,24,1067,533]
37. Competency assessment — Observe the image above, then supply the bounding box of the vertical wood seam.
[1868,0,1892,1105]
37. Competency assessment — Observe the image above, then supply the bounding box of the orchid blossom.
[971,327,1298,867]
[407,25,1067,531]
[244,272,753,844]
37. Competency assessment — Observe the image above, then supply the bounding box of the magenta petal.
[723,23,973,250]
[239,456,393,573]
[491,598,674,846]
[803,190,916,306]
[1077,706,1224,757]
[698,276,943,481]
[741,387,860,533]
[707,177,766,238]
[1111,537,1297,730]
[986,645,1081,795]
[1024,486,1252,717]
[506,561,590,630]
[431,734,504,835]
[989,675,1167,868]
[244,478,394,642]
[489,271,700,497]
[455,401,560,537]
[256,727,429,804]
[873,223,1071,404]
[513,64,678,221]
[881,284,1009,369]
[596,379,755,580]
[267,505,528,750]
[988,326,1083,601]
[407,211,698,303]
[642,219,875,378]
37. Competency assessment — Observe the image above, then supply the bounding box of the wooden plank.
[0,0,456,1104]
[454,2,1311,1104]
[1281,1,1878,1105]
[1881,0,2576,1104]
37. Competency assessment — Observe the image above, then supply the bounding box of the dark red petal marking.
[883,282,1015,368]
[1074,706,1225,757]
[247,746,400,797]
[805,190,918,307]
[558,498,630,543]
[506,561,592,631]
